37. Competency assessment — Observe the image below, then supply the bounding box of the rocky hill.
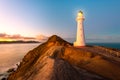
[8,35,120,80]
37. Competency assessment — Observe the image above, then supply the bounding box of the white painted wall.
[74,11,85,47]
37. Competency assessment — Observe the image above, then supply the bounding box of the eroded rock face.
[8,35,120,80]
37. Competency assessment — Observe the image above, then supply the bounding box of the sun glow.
[0,38,13,42]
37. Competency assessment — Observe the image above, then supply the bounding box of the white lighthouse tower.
[74,11,86,47]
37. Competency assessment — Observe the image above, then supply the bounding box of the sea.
[0,43,120,74]
[87,43,120,50]
[0,43,40,74]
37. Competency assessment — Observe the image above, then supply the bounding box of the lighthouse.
[74,11,86,47]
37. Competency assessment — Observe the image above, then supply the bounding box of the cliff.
[8,35,120,80]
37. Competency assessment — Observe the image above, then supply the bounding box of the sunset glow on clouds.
[0,33,34,41]
[0,33,48,42]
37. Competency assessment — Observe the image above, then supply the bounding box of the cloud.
[23,37,35,39]
[0,33,7,37]
[9,34,22,39]
[0,33,48,41]
[0,33,35,41]
[36,35,48,42]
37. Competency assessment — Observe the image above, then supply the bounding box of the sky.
[0,0,120,42]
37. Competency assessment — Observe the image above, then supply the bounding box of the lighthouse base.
[73,41,85,47]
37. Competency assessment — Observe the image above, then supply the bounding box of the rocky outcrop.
[8,35,120,80]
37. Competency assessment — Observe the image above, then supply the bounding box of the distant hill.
[0,40,40,44]
[7,35,120,80]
